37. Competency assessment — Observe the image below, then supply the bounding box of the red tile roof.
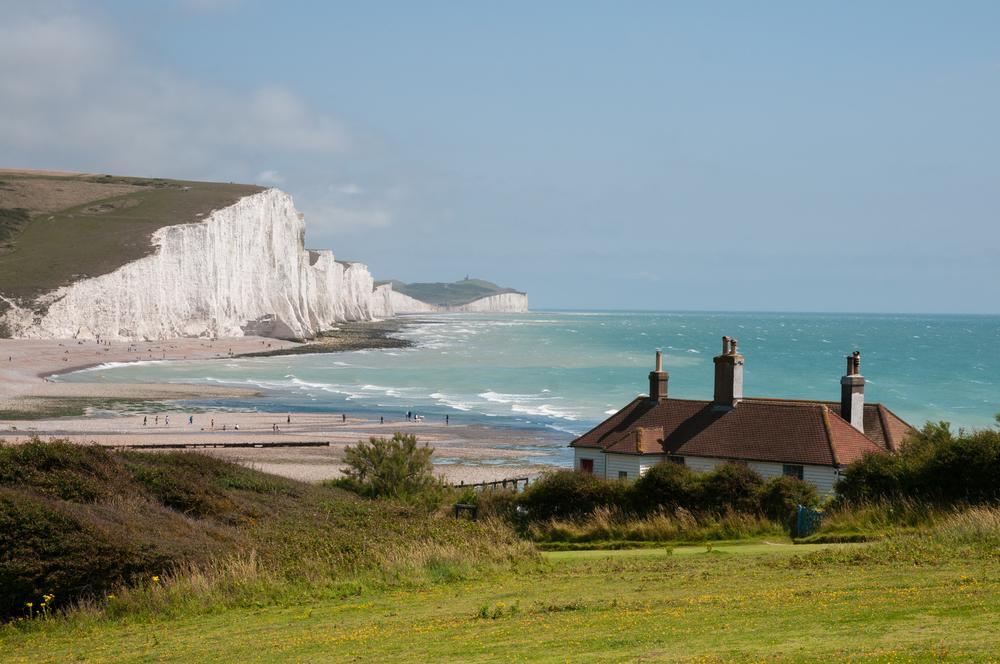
[571,396,913,467]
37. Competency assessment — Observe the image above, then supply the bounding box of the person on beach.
[188,415,193,425]
[287,414,291,424]
[342,413,346,423]
[234,424,239,431]
[446,415,449,425]
[165,415,169,426]
[155,415,159,425]
[211,418,215,429]
[143,416,147,426]
[380,416,384,424]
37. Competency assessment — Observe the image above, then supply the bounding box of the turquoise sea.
[59,311,1000,465]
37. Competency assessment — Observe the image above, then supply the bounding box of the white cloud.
[0,6,348,177]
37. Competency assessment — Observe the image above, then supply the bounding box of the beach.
[0,334,560,484]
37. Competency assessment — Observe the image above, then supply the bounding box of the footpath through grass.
[3,536,997,662]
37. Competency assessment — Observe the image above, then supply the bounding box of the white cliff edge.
[2,188,388,340]
[389,291,528,315]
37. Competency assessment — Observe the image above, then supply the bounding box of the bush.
[836,421,1000,504]
[630,461,699,514]
[340,433,443,504]
[756,475,819,522]
[518,470,628,521]
[696,463,764,513]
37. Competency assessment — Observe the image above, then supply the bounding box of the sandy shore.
[0,336,566,484]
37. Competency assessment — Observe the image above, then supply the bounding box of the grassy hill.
[381,277,524,307]
[3,514,998,661]
[0,171,262,304]
[0,441,530,622]
[2,441,998,661]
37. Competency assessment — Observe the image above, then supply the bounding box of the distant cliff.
[1,188,387,340]
[383,278,528,314]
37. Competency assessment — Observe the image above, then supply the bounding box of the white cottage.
[570,337,914,495]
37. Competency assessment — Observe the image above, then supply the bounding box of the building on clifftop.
[570,337,915,494]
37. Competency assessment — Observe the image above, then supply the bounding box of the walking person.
[143,416,147,426]
[445,414,449,425]
[342,413,346,423]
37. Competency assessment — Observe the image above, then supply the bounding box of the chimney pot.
[841,351,865,433]
[655,350,663,372]
[713,334,744,408]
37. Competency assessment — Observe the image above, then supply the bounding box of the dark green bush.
[0,489,173,620]
[756,475,819,522]
[696,462,764,513]
[0,441,121,502]
[836,422,1000,504]
[518,470,628,521]
[340,433,443,505]
[630,461,699,514]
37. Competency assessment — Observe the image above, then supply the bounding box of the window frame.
[782,464,804,480]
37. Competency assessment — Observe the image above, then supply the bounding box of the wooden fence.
[451,477,530,492]
[106,441,332,450]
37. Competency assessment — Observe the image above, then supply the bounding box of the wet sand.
[0,337,566,484]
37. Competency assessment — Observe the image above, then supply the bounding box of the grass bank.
[3,510,998,662]
[0,441,535,623]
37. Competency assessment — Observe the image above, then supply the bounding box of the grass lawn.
[4,541,997,663]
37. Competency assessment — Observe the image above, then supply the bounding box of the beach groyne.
[1,189,387,340]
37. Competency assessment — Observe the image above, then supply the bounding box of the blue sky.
[2,1,998,312]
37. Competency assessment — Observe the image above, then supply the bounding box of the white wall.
[573,448,606,478]
[583,451,840,495]
[604,454,643,481]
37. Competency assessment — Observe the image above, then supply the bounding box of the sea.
[57,311,1000,467]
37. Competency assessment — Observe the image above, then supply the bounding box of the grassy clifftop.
[0,441,531,622]
[382,277,524,307]
[0,171,263,303]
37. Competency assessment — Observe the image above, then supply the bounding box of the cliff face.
[2,189,386,340]
[447,292,528,313]
[388,290,528,314]
[388,290,440,314]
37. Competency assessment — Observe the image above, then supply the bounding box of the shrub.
[696,463,764,514]
[518,470,628,521]
[756,475,819,522]
[836,421,1000,504]
[630,461,699,514]
[340,433,443,504]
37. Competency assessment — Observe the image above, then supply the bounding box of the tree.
[341,433,440,500]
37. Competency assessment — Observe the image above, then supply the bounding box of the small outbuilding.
[570,337,914,494]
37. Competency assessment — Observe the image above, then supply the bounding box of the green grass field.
[3,538,997,662]
[0,172,261,303]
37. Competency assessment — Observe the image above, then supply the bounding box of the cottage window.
[668,456,685,466]
[618,471,628,480]
[580,458,594,474]
[782,464,804,480]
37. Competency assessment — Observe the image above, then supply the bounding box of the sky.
[1,1,998,313]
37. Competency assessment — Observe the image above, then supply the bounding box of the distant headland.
[0,169,527,341]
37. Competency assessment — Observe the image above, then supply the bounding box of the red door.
[580,458,594,474]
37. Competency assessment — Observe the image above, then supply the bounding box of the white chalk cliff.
[447,292,528,313]
[2,189,389,340]
[388,290,528,314]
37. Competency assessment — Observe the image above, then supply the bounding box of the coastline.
[0,319,566,484]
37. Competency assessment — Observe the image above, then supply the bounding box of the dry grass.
[528,504,785,546]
